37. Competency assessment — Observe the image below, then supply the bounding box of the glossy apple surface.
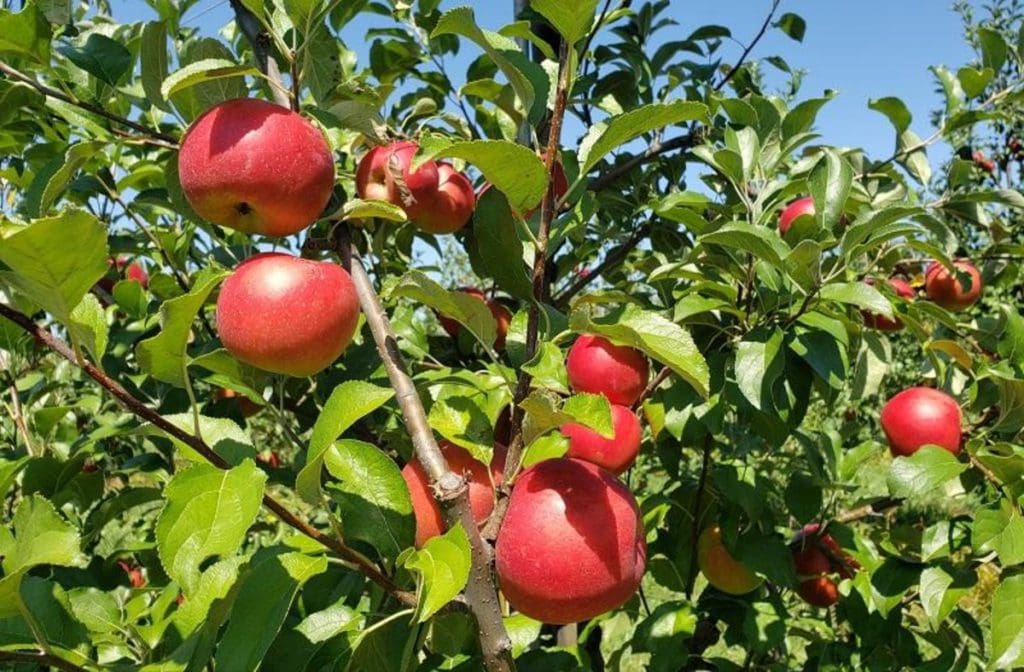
[925,260,982,311]
[409,162,475,234]
[179,99,335,237]
[561,403,642,475]
[798,576,839,607]
[779,196,815,235]
[696,525,763,595]
[355,140,439,211]
[566,334,649,406]
[401,441,499,547]
[495,458,646,624]
[216,253,359,377]
[862,278,915,331]
[880,386,962,457]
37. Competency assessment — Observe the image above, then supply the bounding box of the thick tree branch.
[0,61,178,144]
[228,0,292,109]
[0,302,416,608]
[334,228,514,672]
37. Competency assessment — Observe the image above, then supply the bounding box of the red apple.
[215,253,360,377]
[566,334,649,407]
[880,386,962,457]
[696,525,763,595]
[861,278,915,331]
[118,560,146,588]
[797,576,838,607]
[495,458,646,624]
[97,256,148,293]
[401,441,500,548]
[408,162,475,234]
[438,287,512,350]
[779,196,815,235]
[972,150,996,173]
[256,450,281,469]
[178,98,335,237]
[355,141,439,212]
[560,403,642,475]
[925,260,982,311]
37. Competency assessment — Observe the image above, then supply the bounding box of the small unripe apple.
[778,196,815,235]
[216,253,360,377]
[401,441,500,548]
[861,278,915,331]
[880,386,962,457]
[696,525,764,595]
[355,140,439,212]
[925,260,982,311]
[438,287,512,351]
[495,458,646,624]
[797,576,839,607]
[178,98,335,237]
[560,403,642,475]
[566,334,649,406]
[408,162,475,234]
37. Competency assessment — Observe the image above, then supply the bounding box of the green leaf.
[404,523,471,622]
[148,413,258,465]
[427,386,495,463]
[468,187,532,300]
[324,439,414,562]
[136,268,228,387]
[419,136,547,214]
[820,282,893,319]
[919,565,974,632]
[972,507,1024,567]
[58,33,133,85]
[68,293,109,364]
[68,587,121,634]
[868,97,912,134]
[809,148,853,230]
[570,303,709,398]
[898,130,932,185]
[578,101,709,174]
[341,198,407,223]
[390,270,498,349]
[156,460,267,594]
[977,27,1008,72]
[887,446,968,498]
[141,21,171,111]
[1,495,83,575]
[774,12,806,41]
[32,141,104,217]
[991,574,1024,670]
[296,381,395,504]
[699,221,790,268]
[161,58,260,100]
[0,210,107,326]
[563,393,614,438]
[957,66,994,98]
[0,4,51,64]
[214,551,328,672]
[530,0,599,44]
[735,327,784,411]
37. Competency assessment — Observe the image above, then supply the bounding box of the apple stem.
[0,301,418,608]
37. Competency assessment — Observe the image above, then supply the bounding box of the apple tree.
[1,0,1024,670]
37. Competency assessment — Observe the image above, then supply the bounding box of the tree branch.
[713,0,780,91]
[0,61,178,144]
[334,227,514,672]
[0,302,416,608]
[554,221,652,308]
[228,0,292,109]
[588,132,699,192]
[833,497,902,524]
[0,650,89,672]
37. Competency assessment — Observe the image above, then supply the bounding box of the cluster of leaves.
[1,0,1024,670]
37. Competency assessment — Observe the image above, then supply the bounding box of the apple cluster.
[791,524,860,607]
[356,140,476,234]
[176,99,361,377]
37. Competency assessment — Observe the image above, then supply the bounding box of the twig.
[0,651,89,672]
[588,133,699,192]
[228,0,291,109]
[0,61,178,144]
[0,302,416,607]
[632,366,671,411]
[685,435,713,599]
[334,228,514,672]
[833,497,902,524]
[714,0,780,91]
[554,222,651,308]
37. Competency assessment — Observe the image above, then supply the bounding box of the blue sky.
[114,0,978,163]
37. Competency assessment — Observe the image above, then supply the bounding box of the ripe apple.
[438,287,512,351]
[778,196,815,235]
[925,260,982,311]
[560,403,642,475]
[215,253,360,377]
[408,162,476,234]
[880,386,962,457]
[972,149,996,173]
[178,98,335,237]
[792,524,859,580]
[401,441,500,547]
[861,278,915,331]
[118,560,146,588]
[97,256,148,294]
[797,576,839,607]
[566,334,649,406]
[355,140,439,212]
[495,458,646,624]
[696,525,764,595]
